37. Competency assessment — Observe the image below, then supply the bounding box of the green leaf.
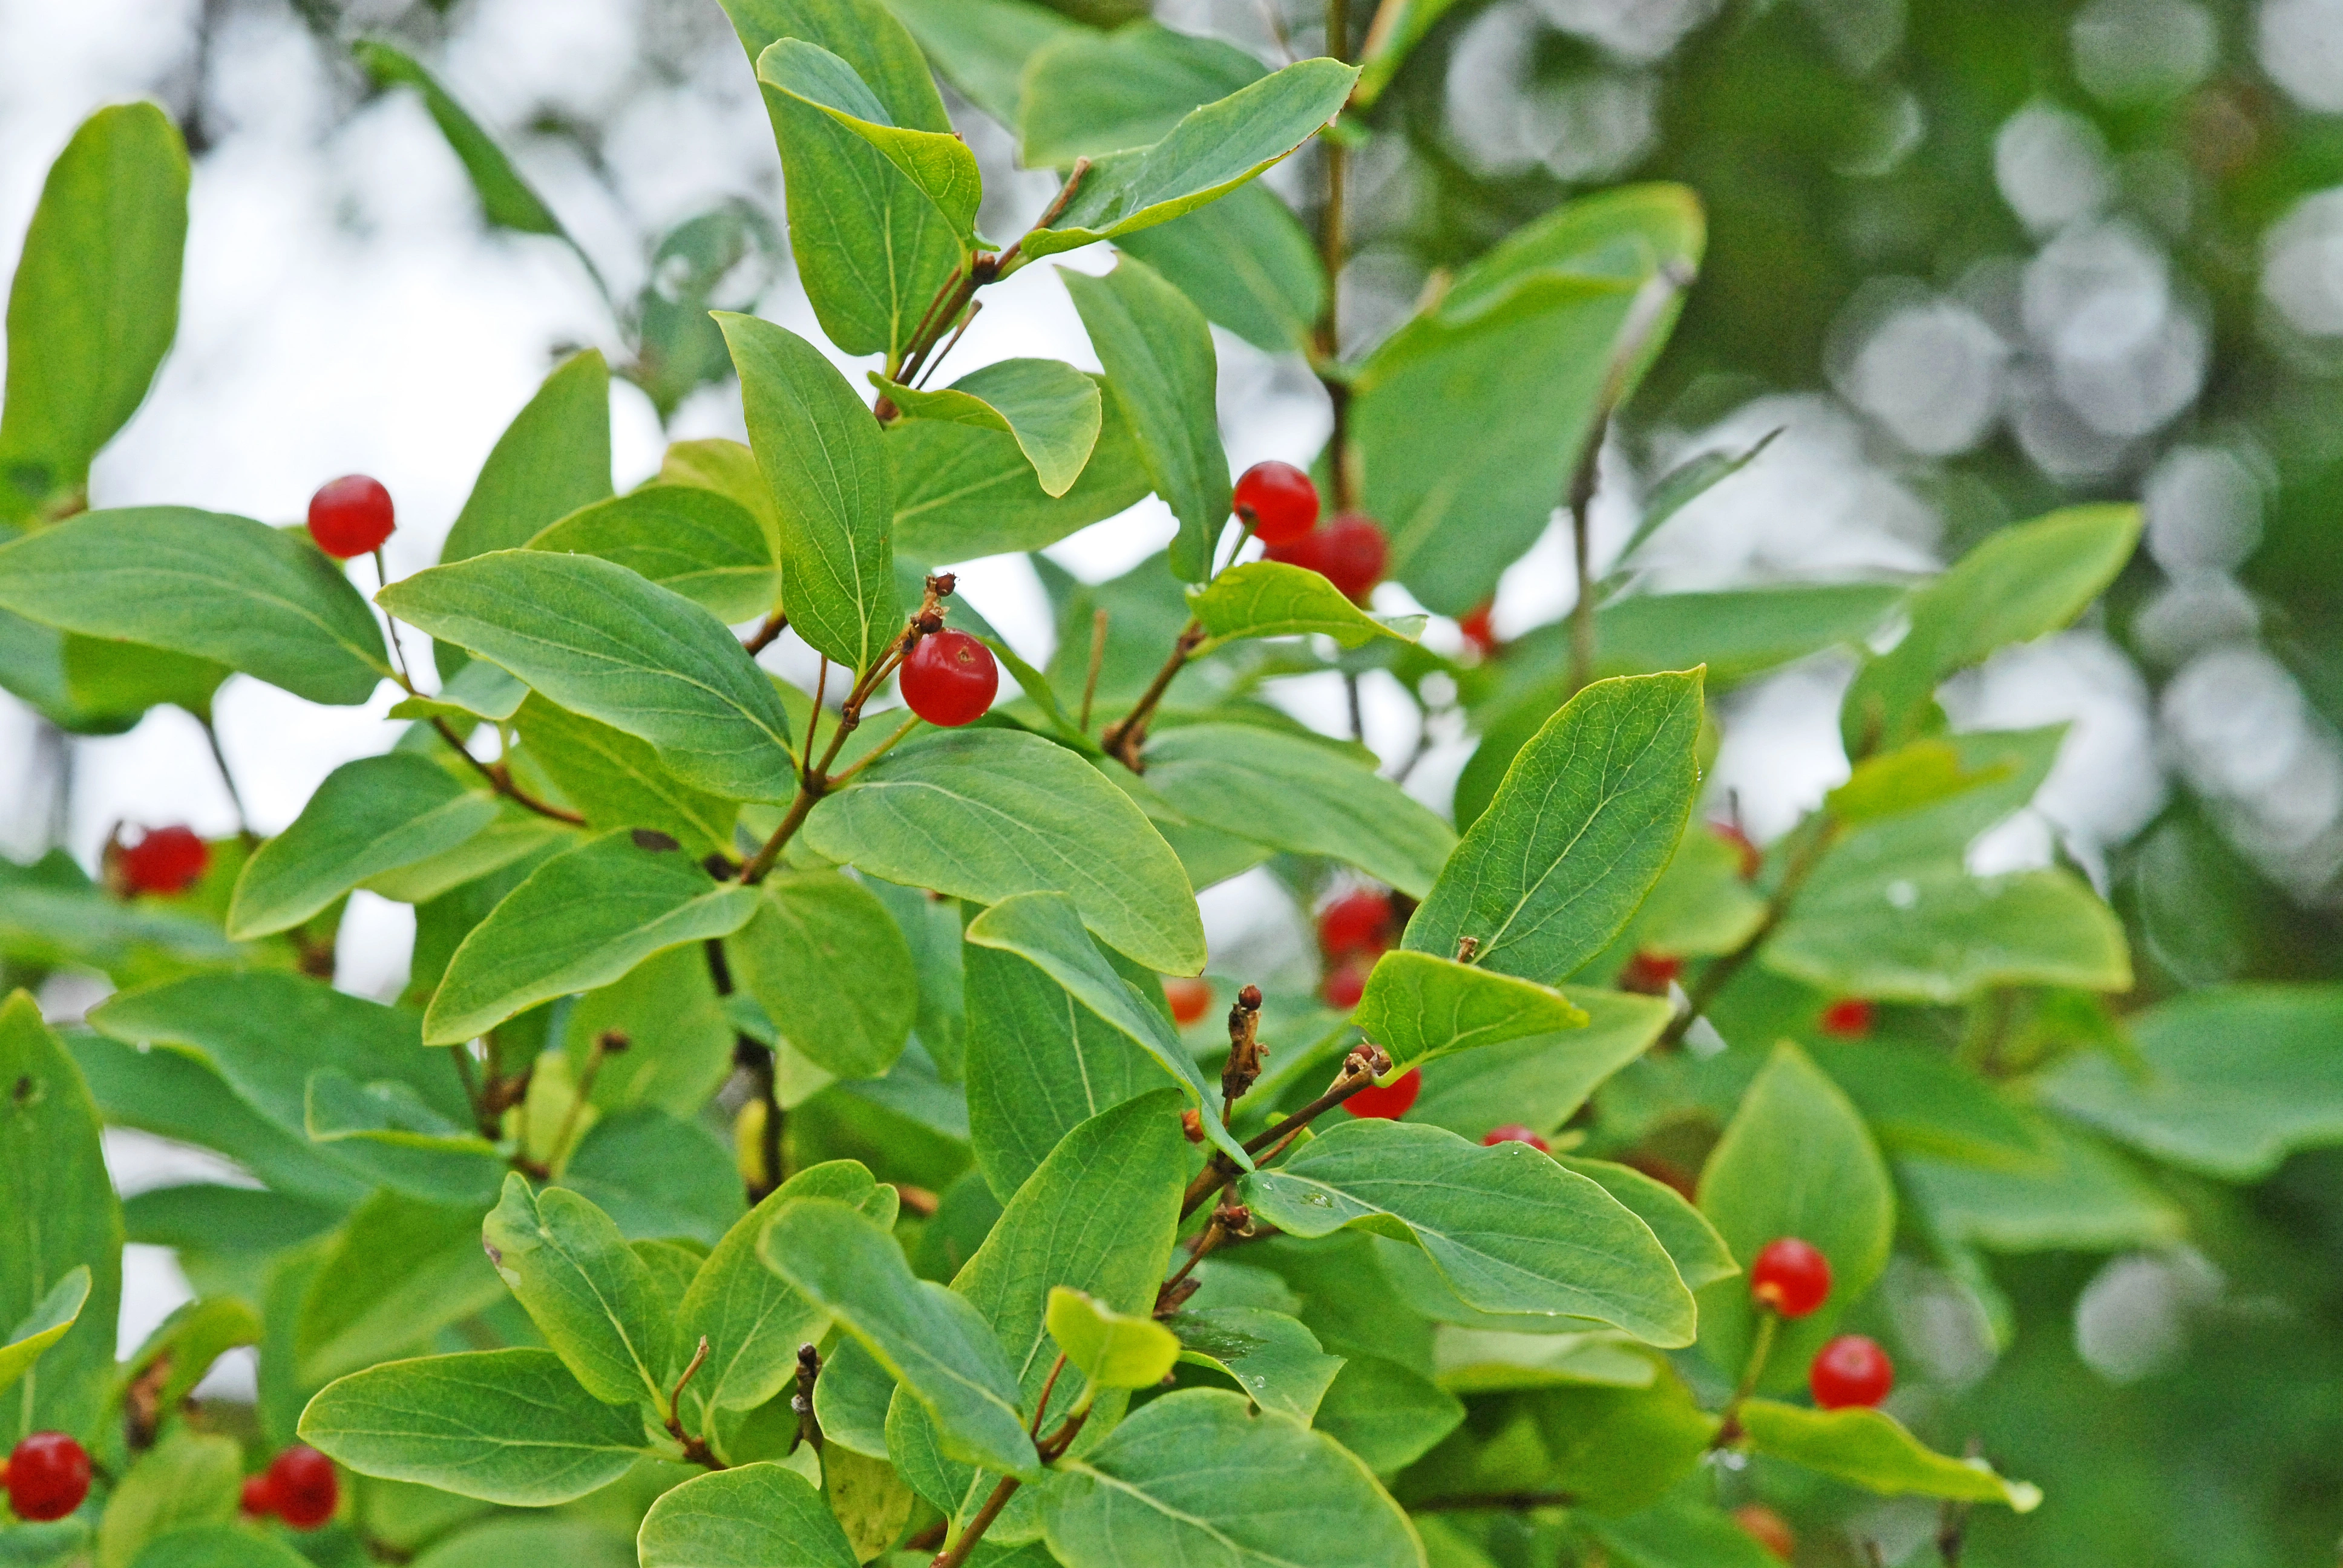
[756,39,980,243]
[353,42,571,238]
[127,1524,313,1568]
[1584,1500,1787,1568]
[728,871,919,1079]
[678,1161,897,1436]
[511,695,738,859]
[96,1426,241,1568]
[1114,180,1323,354]
[1047,1287,1181,1389]
[877,0,1083,126]
[1825,738,2014,825]
[0,992,123,1445]
[1553,1156,1737,1293]
[0,1267,88,1397]
[2043,985,2343,1180]
[379,549,799,802]
[299,1348,652,1504]
[1141,723,1453,898]
[863,877,967,1079]
[1021,57,1360,260]
[1840,504,2141,756]
[0,508,389,704]
[1061,256,1227,583]
[1407,987,1670,1143]
[1190,561,1425,650]
[300,1071,505,1206]
[387,658,529,725]
[1583,583,1902,688]
[1313,1353,1464,1474]
[1042,1388,1423,1568]
[802,728,1205,975]
[229,754,499,938]
[963,895,1241,1171]
[528,485,781,626]
[1737,1399,2042,1511]
[131,1296,263,1417]
[759,1198,1038,1478]
[1240,1119,1696,1345]
[0,103,188,523]
[295,1191,506,1385]
[1355,186,1702,614]
[718,0,962,358]
[637,1462,860,1568]
[1167,1307,1344,1419]
[1354,951,1588,1071]
[1353,0,1464,106]
[1018,21,1264,166]
[1808,1041,2046,1169]
[889,387,1153,562]
[562,1105,748,1247]
[424,831,759,1045]
[717,312,900,673]
[1695,1042,1895,1387]
[483,1174,677,1406]
[1899,1114,2184,1256]
[439,350,615,565]
[873,360,1102,498]
[1405,671,1704,983]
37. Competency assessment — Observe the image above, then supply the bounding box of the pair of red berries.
[241,1445,338,1529]
[1749,1236,1896,1410]
[1233,461,1388,604]
[119,825,210,896]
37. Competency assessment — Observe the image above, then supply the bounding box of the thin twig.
[1078,609,1109,733]
[664,1336,720,1468]
[1653,818,1841,1053]
[1099,621,1205,769]
[1316,0,1353,508]
[793,1344,825,1453]
[742,610,788,655]
[916,299,984,391]
[1565,422,1602,698]
[1179,1043,1391,1217]
[431,717,586,825]
[196,715,254,844]
[1029,1353,1069,1440]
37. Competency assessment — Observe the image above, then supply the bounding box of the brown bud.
[914,608,946,635]
[1237,984,1262,1010]
[1180,1109,1205,1144]
[1212,1202,1252,1234]
[1157,1275,1202,1314]
[926,572,958,599]
[596,1029,631,1054]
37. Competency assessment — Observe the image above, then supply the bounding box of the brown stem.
[1179,1043,1391,1217]
[1099,621,1205,770]
[1565,422,1602,698]
[1029,1353,1069,1439]
[1156,1212,1229,1313]
[916,299,985,390]
[1653,817,1841,1053]
[1078,609,1109,733]
[742,610,788,655]
[664,1335,721,1468]
[993,157,1092,279]
[793,1344,825,1453]
[931,1474,1023,1568]
[431,717,586,825]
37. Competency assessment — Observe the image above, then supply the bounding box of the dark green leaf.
[560,1105,748,1247]
[1167,1307,1344,1419]
[229,754,498,938]
[1017,21,1265,166]
[296,1190,506,1384]
[1312,1353,1463,1474]
[1809,1040,2046,1169]
[1898,1115,2184,1256]
[888,388,1153,563]
[729,871,918,1079]
[873,359,1102,498]
[529,485,781,626]
[637,1462,860,1568]
[1115,181,1323,353]
[511,694,739,859]
[756,39,981,243]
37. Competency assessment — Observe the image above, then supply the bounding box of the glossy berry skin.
[1265,512,1388,603]
[1458,601,1499,658]
[900,630,998,727]
[1818,998,1875,1039]
[1162,977,1213,1027]
[1343,1065,1421,1120]
[1732,1504,1796,1562]
[241,1472,280,1517]
[1750,1236,1833,1318]
[1617,950,1683,996]
[1481,1123,1549,1152]
[1317,889,1393,958]
[306,474,396,558]
[120,825,209,895]
[1810,1334,1894,1409]
[266,1445,338,1530]
[1233,460,1320,544]
[5,1432,92,1522]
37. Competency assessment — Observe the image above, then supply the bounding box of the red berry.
[1320,958,1370,1011]
[900,630,999,728]
[1750,1236,1833,1318]
[1265,512,1386,603]
[1818,998,1874,1039]
[1317,889,1394,959]
[1343,1065,1420,1119]
[1481,1123,1549,1152]
[1233,461,1320,545]
[5,1432,91,1522]
[307,474,396,558]
[1163,977,1212,1027]
[1809,1334,1893,1410]
[1617,950,1683,996]
[1710,820,1762,880]
[120,825,210,895]
[1733,1504,1796,1562]
[266,1445,338,1530]
[241,1472,280,1517]
[1459,601,1499,658]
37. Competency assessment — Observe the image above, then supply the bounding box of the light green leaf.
[889,386,1153,562]
[363,804,572,907]
[483,1174,677,1407]
[1584,583,1905,689]
[874,359,1102,498]
[1408,986,1671,1143]
[757,39,980,243]
[1190,561,1425,650]
[1553,1156,1737,1293]
[1,992,123,1445]
[637,1462,860,1568]
[1826,738,2013,825]
[387,658,529,725]
[511,695,739,859]
[439,350,615,565]
[353,42,570,238]
[229,754,499,938]
[1022,57,1359,259]
[802,728,1205,975]
[1019,22,1264,166]
[0,508,389,704]
[0,1267,88,1398]
[878,0,1083,125]
[424,831,759,1045]
[379,549,800,802]
[1738,1399,2042,1511]
[1584,1501,1787,1568]
[1841,503,2141,756]
[1354,0,1464,106]
[1167,1307,1344,1419]
[299,1348,652,1504]
[761,1198,1038,1478]
[1042,1388,1423,1568]
[728,871,919,1079]
[716,312,900,672]
[562,1106,747,1247]
[2044,985,2343,1180]
[96,1426,241,1568]
[1354,950,1588,1071]
[1405,670,1704,984]
[128,1524,313,1568]
[1899,1115,2184,1256]
[823,1443,914,1561]
[1047,1287,1181,1390]
[1240,1119,1696,1346]
[529,485,781,626]
[301,1070,505,1205]
[0,103,188,523]
[1312,1353,1463,1475]
[295,1191,507,1385]
[1696,1042,1895,1387]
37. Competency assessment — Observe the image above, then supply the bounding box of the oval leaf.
[873,358,1103,498]
[637,1462,860,1568]
[229,754,499,938]
[1353,950,1588,1071]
